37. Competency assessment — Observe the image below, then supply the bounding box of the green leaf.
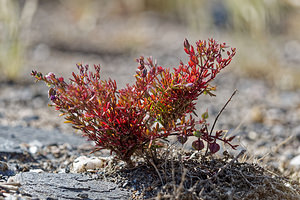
[201,111,209,120]
[204,90,216,97]
[193,130,202,138]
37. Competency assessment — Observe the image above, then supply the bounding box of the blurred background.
[0,0,299,89]
[0,0,300,137]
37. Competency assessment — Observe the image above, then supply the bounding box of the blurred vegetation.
[141,0,300,89]
[0,0,37,82]
[0,0,299,88]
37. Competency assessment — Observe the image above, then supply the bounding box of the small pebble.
[290,154,300,168]
[29,169,44,173]
[122,181,129,187]
[248,131,258,140]
[23,115,40,123]
[29,146,39,154]
[77,193,88,198]
[249,106,264,123]
[71,156,112,173]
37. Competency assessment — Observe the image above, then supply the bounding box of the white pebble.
[70,156,111,173]
[29,169,44,173]
[28,140,43,154]
[290,154,300,168]
[29,146,39,154]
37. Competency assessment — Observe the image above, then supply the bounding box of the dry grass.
[0,0,37,81]
[2,0,299,88]
[96,146,300,200]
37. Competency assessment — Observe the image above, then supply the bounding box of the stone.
[0,125,88,149]
[0,161,15,176]
[293,125,300,141]
[0,125,89,159]
[11,172,130,199]
[22,115,40,123]
[0,161,8,171]
[27,140,43,154]
[249,106,264,123]
[71,156,112,173]
[290,154,300,168]
[248,131,258,140]
[29,169,44,173]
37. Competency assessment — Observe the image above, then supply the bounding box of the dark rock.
[22,115,40,122]
[0,161,8,172]
[293,125,300,141]
[0,161,15,177]
[0,151,35,162]
[13,172,130,199]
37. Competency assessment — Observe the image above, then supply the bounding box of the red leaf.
[192,140,204,150]
[184,47,189,54]
[209,142,220,154]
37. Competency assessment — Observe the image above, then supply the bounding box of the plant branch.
[209,89,237,136]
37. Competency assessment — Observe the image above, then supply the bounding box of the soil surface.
[1,71,300,199]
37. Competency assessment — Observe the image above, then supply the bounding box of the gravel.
[1,70,300,199]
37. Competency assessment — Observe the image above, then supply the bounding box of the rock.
[0,125,89,160]
[28,140,43,154]
[249,106,264,123]
[0,161,8,171]
[22,115,40,123]
[0,161,15,177]
[12,172,130,199]
[0,125,88,148]
[293,125,300,141]
[29,169,44,173]
[248,131,258,140]
[290,154,300,168]
[71,156,112,173]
